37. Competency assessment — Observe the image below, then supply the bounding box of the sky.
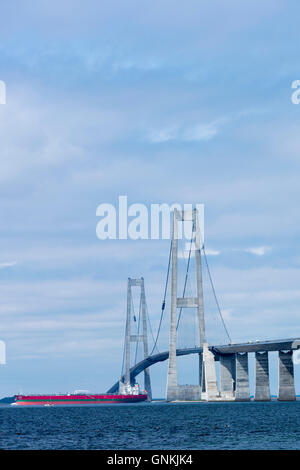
[0,0,300,397]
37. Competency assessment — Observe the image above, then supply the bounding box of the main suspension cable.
[202,244,231,343]
[148,216,232,356]
[145,301,158,354]
[149,239,172,356]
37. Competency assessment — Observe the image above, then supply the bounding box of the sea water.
[0,401,299,450]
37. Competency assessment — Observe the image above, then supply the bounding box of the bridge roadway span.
[107,337,300,393]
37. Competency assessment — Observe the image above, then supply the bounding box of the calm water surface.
[0,401,300,450]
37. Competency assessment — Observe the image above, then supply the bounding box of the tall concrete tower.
[166,208,206,401]
[122,277,152,400]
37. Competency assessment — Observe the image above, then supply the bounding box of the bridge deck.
[107,338,300,393]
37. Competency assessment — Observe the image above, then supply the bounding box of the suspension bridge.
[109,208,300,401]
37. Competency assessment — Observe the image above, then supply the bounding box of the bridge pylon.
[120,277,152,401]
[166,208,217,401]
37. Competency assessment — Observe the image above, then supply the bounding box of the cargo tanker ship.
[13,384,148,406]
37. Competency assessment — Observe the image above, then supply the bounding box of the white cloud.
[112,57,162,72]
[147,111,258,144]
[148,126,178,143]
[0,261,17,269]
[204,248,221,256]
[178,245,220,258]
[244,246,272,256]
[220,309,233,321]
[182,122,218,142]
[148,120,220,143]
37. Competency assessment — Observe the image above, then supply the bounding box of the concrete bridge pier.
[220,354,235,400]
[255,351,271,401]
[235,352,250,401]
[202,343,219,400]
[278,350,296,401]
[199,352,204,391]
[178,385,201,401]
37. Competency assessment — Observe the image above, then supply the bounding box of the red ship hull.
[14,393,148,406]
